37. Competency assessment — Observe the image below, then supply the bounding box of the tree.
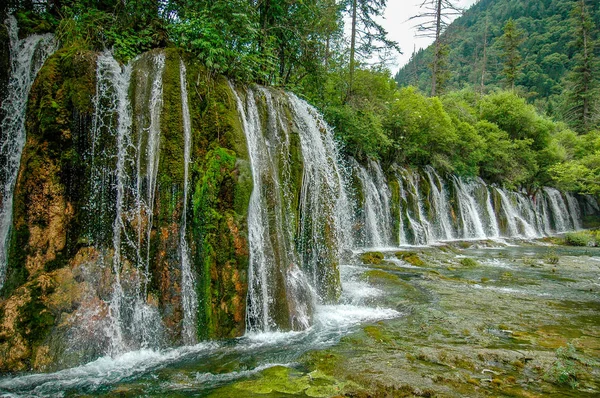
[410,0,462,96]
[564,0,599,133]
[499,18,523,91]
[345,0,399,97]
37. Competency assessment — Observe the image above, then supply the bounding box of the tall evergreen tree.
[499,18,523,91]
[565,0,599,133]
[346,0,399,97]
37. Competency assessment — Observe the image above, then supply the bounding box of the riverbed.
[1,239,599,397]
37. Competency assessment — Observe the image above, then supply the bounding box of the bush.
[564,231,597,247]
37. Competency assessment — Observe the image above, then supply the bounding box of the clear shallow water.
[2,242,599,397]
[0,265,399,397]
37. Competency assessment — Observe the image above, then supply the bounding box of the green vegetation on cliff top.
[3,0,600,195]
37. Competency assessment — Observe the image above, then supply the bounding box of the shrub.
[564,231,596,247]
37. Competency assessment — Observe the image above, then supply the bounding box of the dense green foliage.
[395,0,600,129]
[4,0,599,195]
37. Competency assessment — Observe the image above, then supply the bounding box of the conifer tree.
[565,0,598,133]
[346,0,399,97]
[499,18,523,91]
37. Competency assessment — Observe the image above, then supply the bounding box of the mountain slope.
[395,0,600,112]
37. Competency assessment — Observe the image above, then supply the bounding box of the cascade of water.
[424,167,454,240]
[544,187,572,232]
[0,16,57,288]
[179,59,197,345]
[289,93,354,289]
[263,88,314,331]
[230,87,274,332]
[514,193,540,238]
[369,160,393,246]
[401,170,432,245]
[535,192,553,236]
[396,176,408,245]
[230,87,313,332]
[353,160,391,247]
[92,51,165,356]
[565,193,582,231]
[141,53,165,289]
[452,177,486,239]
[495,188,521,236]
[231,85,353,332]
[95,52,133,355]
[480,181,500,238]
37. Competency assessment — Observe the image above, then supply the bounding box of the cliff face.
[0,47,254,372]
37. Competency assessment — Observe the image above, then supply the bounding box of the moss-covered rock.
[395,251,426,267]
[3,46,96,298]
[0,20,9,112]
[186,67,252,339]
[193,148,250,339]
[360,251,384,265]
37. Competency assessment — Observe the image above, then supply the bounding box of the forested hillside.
[396,0,600,116]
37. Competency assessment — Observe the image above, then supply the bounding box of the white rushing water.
[544,187,572,233]
[0,255,399,398]
[86,51,166,356]
[424,166,455,240]
[179,59,197,345]
[353,159,392,248]
[354,162,589,247]
[231,85,356,332]
[0,16,57,288]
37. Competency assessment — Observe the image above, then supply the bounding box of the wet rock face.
[0,47,255,371]
[0,22,9,114]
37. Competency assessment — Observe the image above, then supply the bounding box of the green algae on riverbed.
[206,242,600,398]
[13,241,599,397]
[294,243,600,397]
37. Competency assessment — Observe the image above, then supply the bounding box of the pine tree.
[499,18,523,91]
[346,0,399,97]
[565,0,599,133]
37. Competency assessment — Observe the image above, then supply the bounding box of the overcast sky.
[379,0,479,70]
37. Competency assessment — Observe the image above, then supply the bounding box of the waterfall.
[481,181,500,238]
[544,187,572,232]
[90,51,165,355]
[353,161,588,246]
[0,16,57,288]
[179,59,197,345]
[290,93,355,286]
[402,169,433,244]
[424,167,454,240]
[535,192,553,236]
[565,193,582,231]
[231,85,354,332]
[353,159,392,247]
[452,177,487,239]
[90,52,133,354]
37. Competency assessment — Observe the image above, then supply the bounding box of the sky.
[379,0,479,70]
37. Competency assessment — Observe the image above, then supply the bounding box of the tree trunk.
[431,0,442,96]
[349,0,357,98]
[480,16,488,96]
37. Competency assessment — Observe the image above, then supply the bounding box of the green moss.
[193,147,250,339]
[459,258,480,267]
[360,251,384,265]
[364,270,399,281]
[564,230,598,247]
[395,251,426,267]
